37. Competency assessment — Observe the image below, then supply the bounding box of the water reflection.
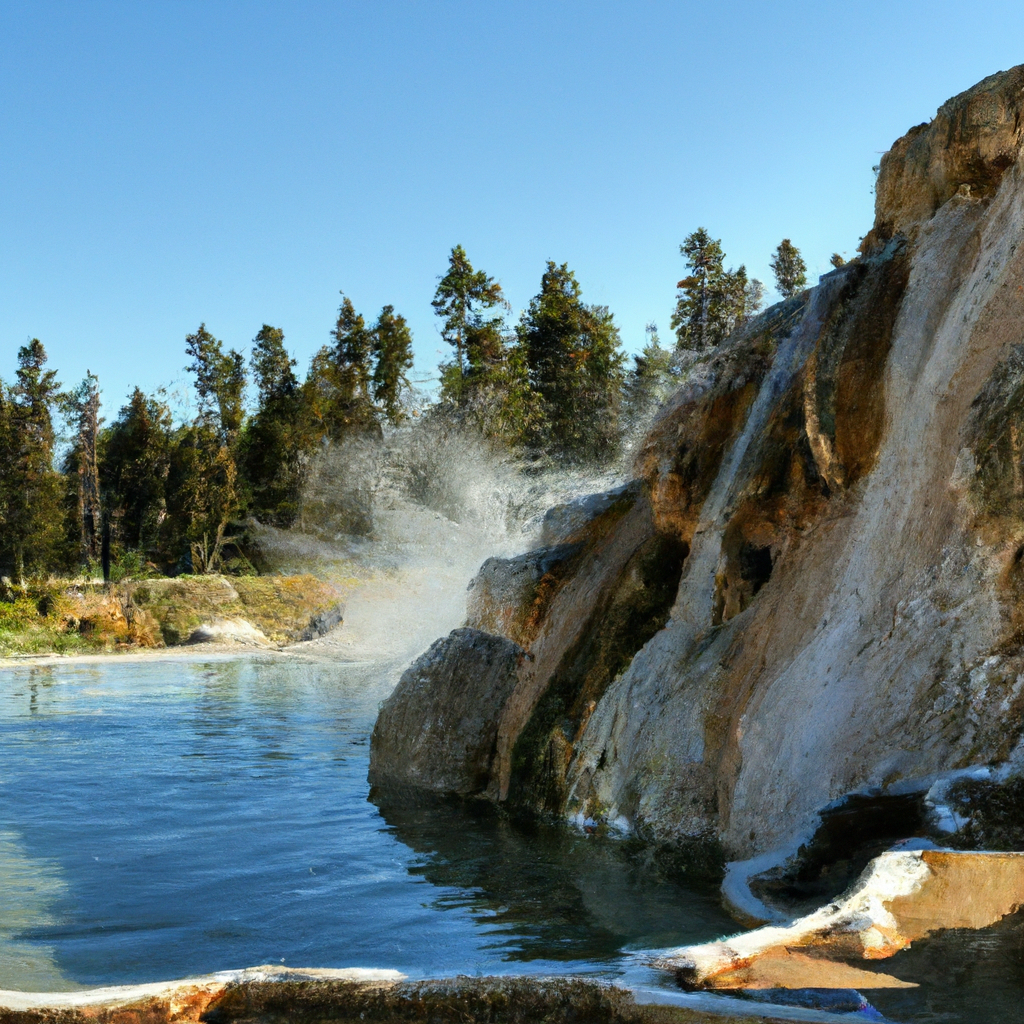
[372,794,735,964]
[11,654,1021,1023]
[0,830,70,991]
[860,910,1024,1023]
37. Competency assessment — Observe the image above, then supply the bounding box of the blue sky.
[3,1,1024,415]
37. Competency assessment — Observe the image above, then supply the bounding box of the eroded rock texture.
[372,66,1024,878]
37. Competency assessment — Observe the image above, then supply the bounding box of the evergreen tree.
[0,380,12,572]
[62,373,102,569]
[177,326,245,570]
[1,341,65,580]
[372,305,414,425]
[329,296,377,432]
[518,261,624,461]
[166,422,239,573]
[239,325,304,526]
[671,229,763,350]
[185,323,246,436]
[101,388,172,558]
[432,245,508,404]
[771,239,808,297]
[622,323,675,425]
[301,296,379,444]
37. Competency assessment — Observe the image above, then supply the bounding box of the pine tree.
[239,325,304,526]
[179,326,245,571]
[372,305,414,425]
[166,422,239,574]
[330,296,377,432]
[622,323,675,425]
[671,228,724,350]
[101,388,173,558]
[518,261,624,462]
[0,380,13,573]
[771,239,808,297]
[185,324,246,437]
[432,246,508,405]
[62,373,102,569]
[301,296,380,445]
[671,229,763,350]
[1,341,65,580]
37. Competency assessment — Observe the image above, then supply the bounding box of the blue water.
[0,654,734,991]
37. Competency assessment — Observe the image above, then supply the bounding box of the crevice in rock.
[506,532,690,815]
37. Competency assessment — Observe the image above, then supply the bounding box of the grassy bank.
[0,574,349,656]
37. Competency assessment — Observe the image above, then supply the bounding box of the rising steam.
[251,419,628,668]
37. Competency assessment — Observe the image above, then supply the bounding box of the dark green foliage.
[0,341,66,580]
[185,323,247,436]
[671,228,763,350]
[238,325,304,526]
[433,245,509,406]
[4,255,639,579]
[771,238,808,297]
[100,387,173,558]
[165,421,240,573]
[61,373,102,569]
[372,304,414,424]
[309,296,378,437]
[518,261,624,462]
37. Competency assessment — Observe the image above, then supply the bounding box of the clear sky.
[3,1,1024,415]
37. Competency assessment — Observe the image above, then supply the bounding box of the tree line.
[0,234,813,582]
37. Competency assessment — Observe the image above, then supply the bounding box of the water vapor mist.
[252,420,625,670]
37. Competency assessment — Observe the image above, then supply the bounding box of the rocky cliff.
[370,66,1024,905]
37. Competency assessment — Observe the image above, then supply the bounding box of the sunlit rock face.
[372,65,1024,870]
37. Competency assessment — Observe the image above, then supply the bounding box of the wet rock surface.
[369,628,523,797]
[301,602,345,640]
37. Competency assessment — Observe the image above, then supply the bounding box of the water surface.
[3,654,1022,1024]
[0,655,731,990]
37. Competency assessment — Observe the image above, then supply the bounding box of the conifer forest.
[0,235,807,583]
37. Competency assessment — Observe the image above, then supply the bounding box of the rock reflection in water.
[864,909,1024,1024]
[372,792,736,964]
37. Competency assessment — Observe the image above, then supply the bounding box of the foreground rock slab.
[0,969,790,1024]
[653,848,1024,990]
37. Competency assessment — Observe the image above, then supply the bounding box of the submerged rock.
[369,628,523,797]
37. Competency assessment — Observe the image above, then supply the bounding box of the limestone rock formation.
[369,628,523,796]
[371,65,1024,903]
